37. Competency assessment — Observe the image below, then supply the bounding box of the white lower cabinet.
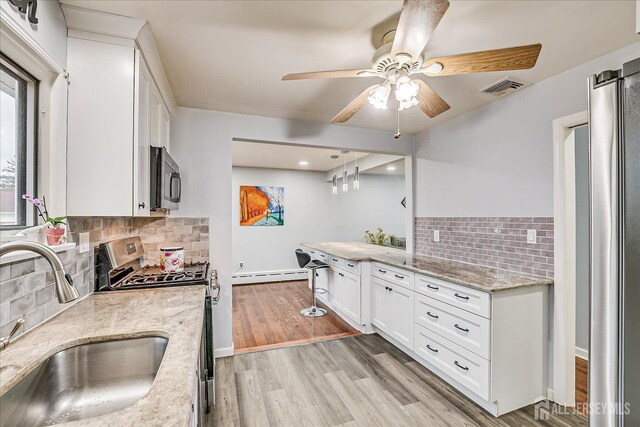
[305,252,362,326]
[370,276,415,351]
[370,263,548,417]
[415,324,490,400]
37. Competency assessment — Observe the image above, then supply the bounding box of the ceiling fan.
[282,0,542,137]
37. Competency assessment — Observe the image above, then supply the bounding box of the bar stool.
[295,249,329,317]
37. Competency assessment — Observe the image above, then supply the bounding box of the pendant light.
[331,155,339,195]
[353,153,360,190]
[341,150,349,193]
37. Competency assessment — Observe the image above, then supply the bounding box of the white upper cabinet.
[66,37,135,216]
[133,52,151,216]
[63,6,175,216]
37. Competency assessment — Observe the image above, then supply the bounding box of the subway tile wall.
[414,217,554,278]
[0,216,209,339]
[0,248,93,338]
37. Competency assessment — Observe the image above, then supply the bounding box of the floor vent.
[479,76,528,97]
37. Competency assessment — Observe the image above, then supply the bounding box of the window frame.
[0,52,39,231]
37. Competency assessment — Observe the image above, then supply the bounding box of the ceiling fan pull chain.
[394,100,401,139]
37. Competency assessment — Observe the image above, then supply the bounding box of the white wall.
[0,0,67,70]
[232,166,405,274]
[170,107,412,354]
[414,41,640,217]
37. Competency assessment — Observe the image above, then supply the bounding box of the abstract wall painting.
[239,186,285,226]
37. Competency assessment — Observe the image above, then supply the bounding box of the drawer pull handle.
[339,273,344,277]
[454,361,469,371]
[454,293,470,301]
[378,269,387,274]
[347,263,355,267]
[426,284,439,290]
[332,258,338,261]
[454,324,469,333]
[394,274,404,279]
[426,344,438,353]
[426,311,439,319]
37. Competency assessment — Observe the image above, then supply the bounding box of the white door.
[133,52,151,216]
[390,285,415,350]
[341,271,361,323]
[371,277,391,333]
[331,269,343,310]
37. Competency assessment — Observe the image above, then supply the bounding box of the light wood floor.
[233,281,359,353]
[211,334,587,426]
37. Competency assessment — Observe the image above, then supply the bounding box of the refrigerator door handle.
[588,73,622,427]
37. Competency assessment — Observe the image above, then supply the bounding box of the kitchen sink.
[0,336,168,426]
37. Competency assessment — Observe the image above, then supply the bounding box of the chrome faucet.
[0,241,79,303]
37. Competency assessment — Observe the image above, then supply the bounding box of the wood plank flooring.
[211,334,587,426]
[575,357,588,415]
[233,281,359,353]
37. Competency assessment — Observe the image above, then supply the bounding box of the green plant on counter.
[364,228,394,246]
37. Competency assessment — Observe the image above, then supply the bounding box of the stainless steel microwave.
[150,147,181,211]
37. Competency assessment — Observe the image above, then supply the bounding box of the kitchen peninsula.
[301,241,553,416]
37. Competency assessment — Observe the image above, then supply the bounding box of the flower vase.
[45,227,66,246]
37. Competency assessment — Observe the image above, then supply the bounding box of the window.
[0,53,38,229]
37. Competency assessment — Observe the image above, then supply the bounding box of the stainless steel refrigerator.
[589,57,640,427]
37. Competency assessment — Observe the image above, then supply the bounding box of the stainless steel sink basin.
[0,336,168,426]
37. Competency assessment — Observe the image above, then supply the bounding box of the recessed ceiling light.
[387,166,396,171]
[299,161,309,166]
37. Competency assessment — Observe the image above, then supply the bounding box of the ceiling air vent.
[479,76,528,97]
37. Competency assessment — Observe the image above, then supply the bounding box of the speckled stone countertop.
[0,286,205,426]
[302,242,553,292]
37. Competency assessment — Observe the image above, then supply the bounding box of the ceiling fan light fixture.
[398,97,419,111]
[423,62,444,75]
[368,81,391,110]
[395,76,419,103]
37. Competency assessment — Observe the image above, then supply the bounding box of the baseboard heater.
[232,269,307,285]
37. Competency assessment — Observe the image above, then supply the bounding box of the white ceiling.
[61,0,638,133]
[233,141,377,172]
[364,159,405,176]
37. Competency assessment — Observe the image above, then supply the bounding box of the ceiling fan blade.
[330,85,378,123]
[415,79,450,118]
[420,43,542,76]
[282,68,377,81]
[391,0,450,62]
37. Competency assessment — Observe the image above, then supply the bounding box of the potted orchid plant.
[22,194,67,245]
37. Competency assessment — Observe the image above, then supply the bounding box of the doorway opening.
[552,112,589,415]
[230,140,410,353]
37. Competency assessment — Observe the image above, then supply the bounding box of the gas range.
[95,236,211,292]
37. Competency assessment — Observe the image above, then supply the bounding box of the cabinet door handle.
[388,287,393,292]
[138,202,146,209]
[338,273,344,277]
[454,324,469,333]
[426,311,439,319]
[347,263,354,267]
[378,269,387,274]
[454,293,470,300]
[394,274,404,279]
[454,361,469,371]
[426,344,438,353]
[426,284,439,290]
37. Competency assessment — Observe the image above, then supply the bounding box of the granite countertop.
[0,286,205,426]
[302,242,553,292]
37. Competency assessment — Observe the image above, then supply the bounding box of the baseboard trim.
[214,345,234,358]
[575,346,589,361]
[232,269,307,285]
